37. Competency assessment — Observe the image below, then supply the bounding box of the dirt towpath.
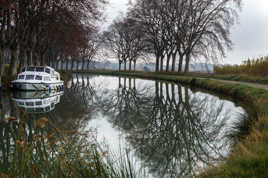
[211,79,268,90]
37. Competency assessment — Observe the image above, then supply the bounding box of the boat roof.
[22,66,55,69]
[19,66,60,75]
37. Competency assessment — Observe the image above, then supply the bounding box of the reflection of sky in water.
[71,74,247,177]
[86,112,124,150]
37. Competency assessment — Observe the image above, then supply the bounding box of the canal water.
[0,74,247,177]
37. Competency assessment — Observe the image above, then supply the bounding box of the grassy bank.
[79,70,268,177]
[78,69,268,85]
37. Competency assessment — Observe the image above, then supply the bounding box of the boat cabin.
[18,66,60,81]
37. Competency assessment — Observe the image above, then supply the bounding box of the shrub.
[215,56,268,77]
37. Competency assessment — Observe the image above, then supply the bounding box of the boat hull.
[12,82,64,91]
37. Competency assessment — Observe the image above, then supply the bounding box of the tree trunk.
[119,61,121,71]
[61,59,64,70]
[155,55,159,72]
[66,59,69,70]
[82,59,85,71]
[129,60,132,71]
[134,60,136,71]
[40,53,45,66]
[76,60,79,71]
[87,60,90,70]
[34,53,40,66]
[19,50,27,72]
[8,47,20,76]
[124,60,126,71]
[52,54,57,69]
[171,52,176,72]
[71,58,74,71]
[160,55,164,71]
[27,50,33,66]
[166,53,171,72]
[56,60,60,70]
[0,48,6,76]
[178,55,184,72]
[184,53,190,73]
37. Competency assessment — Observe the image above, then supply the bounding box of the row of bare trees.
[0,0,105,77]
[104,0,241,72]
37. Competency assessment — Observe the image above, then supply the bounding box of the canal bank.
[77,70,268,177]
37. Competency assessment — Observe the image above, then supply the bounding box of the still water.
[0,74,247,177]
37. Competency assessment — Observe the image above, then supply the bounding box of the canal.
[0,74,247,177]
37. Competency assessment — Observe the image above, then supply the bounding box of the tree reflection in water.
[0,87,96,175]
[67,74,246,178]
[0,74,246,177]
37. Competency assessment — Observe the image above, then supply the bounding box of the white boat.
[11,66,64,91]
[12,90,63,113]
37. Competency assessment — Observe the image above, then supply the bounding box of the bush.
[215,56,268,77]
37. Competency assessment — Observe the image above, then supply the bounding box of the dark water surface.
[0,74,247,177]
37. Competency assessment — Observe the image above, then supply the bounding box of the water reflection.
[12,91,63,113]
[0,74,247,177]
[67,74,246,177]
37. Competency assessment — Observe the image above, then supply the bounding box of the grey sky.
[104,0,268,64]
[226,0,268,64]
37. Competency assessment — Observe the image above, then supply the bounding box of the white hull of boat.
[12,82,64,91]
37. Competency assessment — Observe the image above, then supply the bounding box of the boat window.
[26,75,34,80]
[22,67,26,72]
[44,76,50,81]
[18,101,24,105]
[35,75,42,80]
[18,75,25,79]
[26,102,34,106]
[27,67,35,72]
[36,67,44,72]
[35,101,42,106]
[45,68,50,74]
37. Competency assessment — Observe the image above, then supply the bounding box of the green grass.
[201,117,268,178]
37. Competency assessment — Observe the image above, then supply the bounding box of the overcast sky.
[104,0,268,64]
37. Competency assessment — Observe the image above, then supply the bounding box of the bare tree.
[0,0,106,77]
[127,0,241,73]
[103,17,145,71]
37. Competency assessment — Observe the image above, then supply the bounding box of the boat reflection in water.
[12,90,63,113]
